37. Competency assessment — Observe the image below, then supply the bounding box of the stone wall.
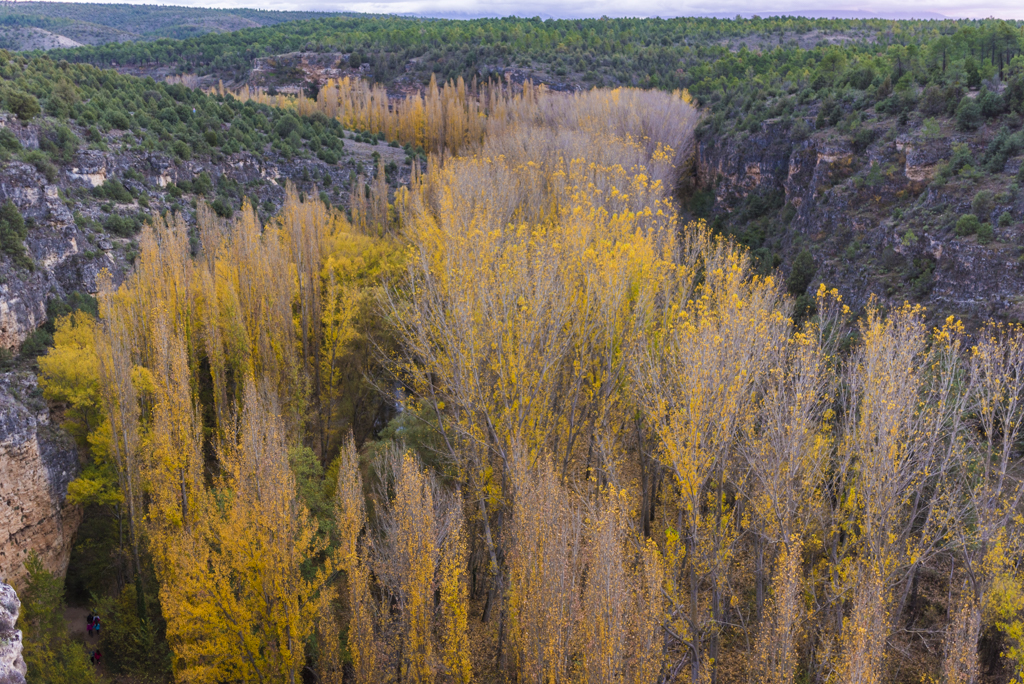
[0,372,81,588]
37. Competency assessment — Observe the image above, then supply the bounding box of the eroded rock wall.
[696,119,1024,324]
[0,372,81,588]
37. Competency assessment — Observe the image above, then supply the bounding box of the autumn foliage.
[40,79,1024,684]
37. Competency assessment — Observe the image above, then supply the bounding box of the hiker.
[92,615,100,638]
[86,612,94,637]
[90,649,102,666]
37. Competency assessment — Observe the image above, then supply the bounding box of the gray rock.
[0,583,26,684]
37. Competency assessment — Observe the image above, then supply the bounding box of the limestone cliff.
[0,372,81,588]
[0,583,26,684]
[694,116,1024,326]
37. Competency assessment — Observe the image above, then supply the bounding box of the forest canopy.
[31,64,1024,684]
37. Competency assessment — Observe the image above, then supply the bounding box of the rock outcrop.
[0,372,81,589]
[696,117,1024,325]
[0,122,123,350]
[0,583,26,684]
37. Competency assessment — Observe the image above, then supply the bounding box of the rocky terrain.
[0,583,25,684]
[693,109,1024,327]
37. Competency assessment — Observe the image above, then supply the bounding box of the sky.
[45,0,1024,20]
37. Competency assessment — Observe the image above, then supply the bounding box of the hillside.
[51,14,1024,325]
[0,2,351,49]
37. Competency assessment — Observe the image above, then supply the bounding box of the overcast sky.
[53,0,1024,20]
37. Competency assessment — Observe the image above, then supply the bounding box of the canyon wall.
[695,116,1024,325]
[0,372,81,589]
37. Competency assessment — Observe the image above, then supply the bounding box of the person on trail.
[90,650,102,666]
[92,615,100,637]
[86,612,94,637]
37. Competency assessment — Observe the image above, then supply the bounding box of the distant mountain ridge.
[697,9,952,19]
[405,6,953,20]
[0,2,353,48]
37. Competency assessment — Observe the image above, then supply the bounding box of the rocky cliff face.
[0,584,26,684]
[695,116,1024,325]
[0,372,81,589]
[0,116,125,350]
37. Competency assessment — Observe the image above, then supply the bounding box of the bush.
[978,87,1003,118]
[5,90,40,120]
[0,199,32,270]
[39,125,80,164]
[851,127,875,154]
[105,110,131,130]
[210,197,233,218]
[0,127,21,152]
[999,211,1013,227]
[192,171,213,196]
[787,250,817,296]
[22,150,58,183]
[972,190,995,219]
[955,213,982,236]
[172,140,192,160]
[956,98,983,131]
[977,222,994,244]
[94,178,133,203]
[20,327,54,357]
[103,213,143,237]
[918,85,948,116]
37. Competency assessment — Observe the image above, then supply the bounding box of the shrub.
[39,125,80,164]
[172,140,192,160]
[972,190,995,219]
[851,127,875,154]
[787,250,817,296]
[999,211,1013,227]
[94,178,133,203]
[978,87,1003,118]
[22,150,58,183]
[103,213,143,237]
[977,222,994,244]
[919,86,947,116]
[210,197,233,218]
[105,110,131,130]
[192,171,213,196]
[0,200,32,270]
[20,328,53,357]
[0,127,21,152]
[5,90,40,121]
[956,98,983,131]
[955,213,981,236]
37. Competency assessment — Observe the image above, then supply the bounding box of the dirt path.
[65,606,91,641]
[65,605,105,672]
